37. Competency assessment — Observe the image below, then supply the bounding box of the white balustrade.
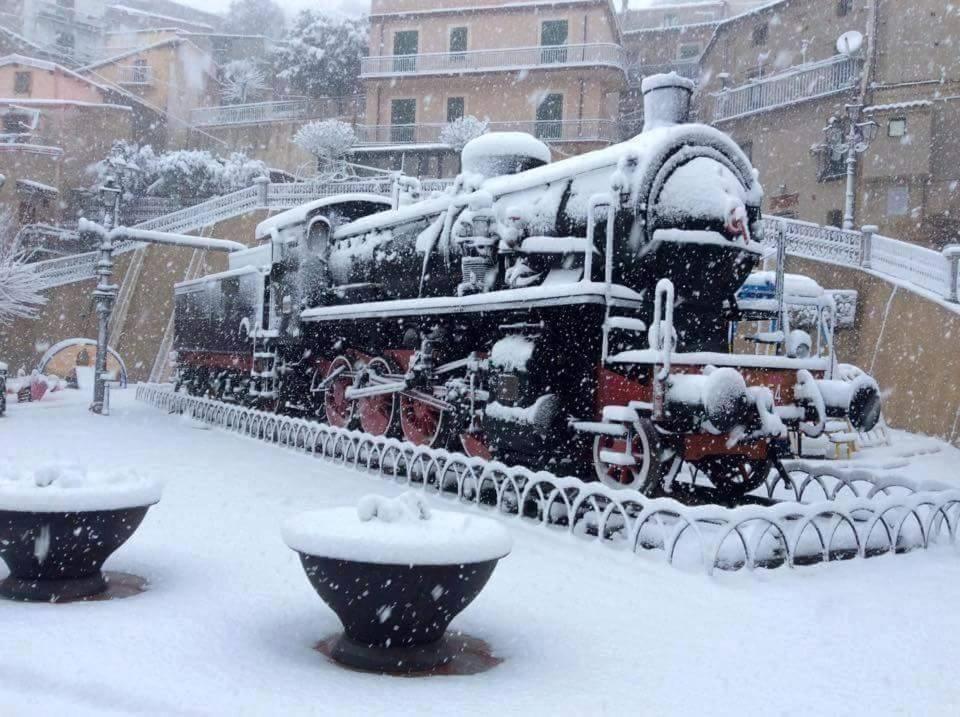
[361,43,625,77]
[190,97,360,127]
[355,119,619,146]
[711,55,861,123]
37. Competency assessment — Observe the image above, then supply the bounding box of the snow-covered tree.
[222,0,286,39]
[272,12,368,98]
[220,60,270,104]
[89,141,156,200]
[292,120,356,160]
[0,209,46,325]
[440,115,489,151]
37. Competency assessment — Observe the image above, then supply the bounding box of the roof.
[0,98,132,111]
[107,4,214,32]
[78,36,211,71]
[0,54,116,95]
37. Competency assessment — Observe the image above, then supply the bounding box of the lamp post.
[90,178,121,415]
[818,105,879,230]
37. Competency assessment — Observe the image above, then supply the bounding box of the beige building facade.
[359,0,625,175]
[695,0,960,248]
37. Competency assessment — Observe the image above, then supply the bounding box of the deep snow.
[3,387,960,716]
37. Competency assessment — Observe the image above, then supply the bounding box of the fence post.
[860,224,877,269]
[943,244,960,303]
[254,176,270,208]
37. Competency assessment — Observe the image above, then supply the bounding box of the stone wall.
[787,256,960,447]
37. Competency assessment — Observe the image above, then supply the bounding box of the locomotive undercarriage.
[172,283,831,502]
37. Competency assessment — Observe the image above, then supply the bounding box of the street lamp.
[815,104,879,230]
[89,178,122,414]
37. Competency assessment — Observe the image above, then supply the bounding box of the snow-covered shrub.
[272,12,368,98]
[292,119,356,160]
[220,59,270,104]
[440,115,489,151]
[0,215,47,325]
[91,145,267,202]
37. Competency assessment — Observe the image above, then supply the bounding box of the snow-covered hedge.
[0,463,162,512]
[90,142,268,202]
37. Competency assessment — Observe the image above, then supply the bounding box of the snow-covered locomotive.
[173,74,881,500]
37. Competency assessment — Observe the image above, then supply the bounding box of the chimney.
[641,72,695,131]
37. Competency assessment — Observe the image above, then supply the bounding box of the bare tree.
[220,60,270,104]
[0,209,46,325]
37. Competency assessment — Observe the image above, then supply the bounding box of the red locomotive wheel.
[400,392,448,447]
[592,419,679,494]
[358,357,398,436]
[692,455,772,500]
[323,356,356,428]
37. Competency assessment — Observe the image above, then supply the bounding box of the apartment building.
[8,0,221,66]
[358,0,626,175]
[695,0,960,248]
[0,54,159,230]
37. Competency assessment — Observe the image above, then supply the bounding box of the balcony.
[116,65,153,86]
[628,58,700,86]
[36,1,102,31]
[190,96,363,127]
[709,54,861,123]
[354,119,620,147]
[360,43,625,78]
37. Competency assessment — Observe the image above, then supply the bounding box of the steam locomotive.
[173,74,881,500]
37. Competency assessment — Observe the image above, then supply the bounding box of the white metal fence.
[361,43,625,77]
[710,55,861,123]
[190,96,362,127]
[28,183,960,306]
[355,118,620,146]
[762,216,960,304]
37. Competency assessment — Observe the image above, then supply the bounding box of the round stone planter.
[284,494,511,674]
[0,467,161,602]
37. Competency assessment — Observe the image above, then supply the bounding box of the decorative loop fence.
[137,384,960,575]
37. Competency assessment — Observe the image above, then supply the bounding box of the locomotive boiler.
[172,73,881,501]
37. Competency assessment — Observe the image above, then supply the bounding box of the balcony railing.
[116,65,153,85]
[190,96,363,127]
[710,55,861,123]
[629,58,700,85]
[354,119,621,147]
[360,43,625,78]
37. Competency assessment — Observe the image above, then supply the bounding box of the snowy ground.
[3,388,960,716]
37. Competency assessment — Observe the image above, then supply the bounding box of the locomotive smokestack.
[641,72,695,132]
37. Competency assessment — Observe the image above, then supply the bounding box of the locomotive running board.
[139,384,960,576]
[300,282,646,323]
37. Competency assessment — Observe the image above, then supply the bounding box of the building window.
[55,31,74,53]
[392,30,418,72]
[390,98,416,143]
[540,20,568,63]
[886,186,909,216]
[535,93,563,140]
[446,97,465,123]
[752,23,768,46]
[132,59,149,83]
[836,0,852,17]
[888,117,907,137]
[14,71,31,96]
[663,13,679,27]
[826,209,843,227]
[678,43,701,60]
[449,27,467,57]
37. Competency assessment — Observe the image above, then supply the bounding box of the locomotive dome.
[461,132,552,177]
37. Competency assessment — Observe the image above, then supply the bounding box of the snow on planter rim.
[0,463,162,513]
[283,497,513,566]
